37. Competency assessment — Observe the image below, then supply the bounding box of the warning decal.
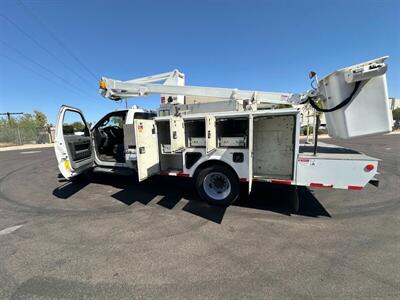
[298,158,316,166]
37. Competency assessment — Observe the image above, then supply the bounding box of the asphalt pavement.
[0,134,399,299]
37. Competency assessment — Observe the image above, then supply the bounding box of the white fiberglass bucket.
[318,57,393,139]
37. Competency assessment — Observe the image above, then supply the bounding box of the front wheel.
[195,165,239,206]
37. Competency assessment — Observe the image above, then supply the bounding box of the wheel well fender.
[193,160,239,181]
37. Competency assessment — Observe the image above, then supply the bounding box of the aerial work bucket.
[318,57,392,139]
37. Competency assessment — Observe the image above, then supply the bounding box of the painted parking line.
[0,224,24,236]
[20,151,42,154]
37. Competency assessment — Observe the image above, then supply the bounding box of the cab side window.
[63,110,89,136]
[100,115,125,129]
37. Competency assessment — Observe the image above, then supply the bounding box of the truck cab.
[54,106,156,179]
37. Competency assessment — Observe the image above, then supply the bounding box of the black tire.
[195,165,239,206]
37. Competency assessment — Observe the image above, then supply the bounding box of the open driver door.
[134,119,160,181]
[54,105,94,180]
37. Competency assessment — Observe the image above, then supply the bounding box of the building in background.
[389,97,400,111]
[295,104,326,129]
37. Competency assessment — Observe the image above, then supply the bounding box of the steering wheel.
[107,126,121,139]
[97,128,108,148]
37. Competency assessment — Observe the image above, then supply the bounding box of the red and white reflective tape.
[164,174,364,191]
[309,183,333,188]
[247,178,365,191]
[250,178,293,185]
[347,185,363,190]
[159,171,190,177]
[308,183,363,190]
[270,179,292,185]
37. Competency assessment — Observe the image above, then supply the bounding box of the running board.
[93,166,135,176]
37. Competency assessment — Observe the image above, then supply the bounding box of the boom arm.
[99,71,302,106]
[99,57,391,139]
[99,57,389,110]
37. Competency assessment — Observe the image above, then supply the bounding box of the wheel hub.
[203,172,231,200]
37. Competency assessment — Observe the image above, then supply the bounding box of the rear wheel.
[195,165,239,206]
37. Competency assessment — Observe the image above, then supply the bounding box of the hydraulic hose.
[308,81,361,113]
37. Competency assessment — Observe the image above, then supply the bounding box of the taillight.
[364,164,375,172]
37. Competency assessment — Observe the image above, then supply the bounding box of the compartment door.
[206,116,216,154]
[54,105,94,180]
[248,115,254,194]
[134,119,160,181]
[170,117,185,152]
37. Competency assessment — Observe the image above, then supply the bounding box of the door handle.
[173,131,177,139]
[139,147,145,154]
[208,130,211,139]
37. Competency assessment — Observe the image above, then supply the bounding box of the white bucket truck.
[54,57,392,210]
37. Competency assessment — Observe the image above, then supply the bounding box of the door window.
[63,110,89,136]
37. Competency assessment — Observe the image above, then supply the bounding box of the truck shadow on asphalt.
[53,173,331,223]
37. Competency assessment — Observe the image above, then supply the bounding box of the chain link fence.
[0,125,54,147]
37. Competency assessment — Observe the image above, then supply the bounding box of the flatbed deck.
[299,142,378,161]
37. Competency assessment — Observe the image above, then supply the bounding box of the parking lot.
[0,134,399,299]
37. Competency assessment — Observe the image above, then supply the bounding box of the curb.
[0,143,54,152]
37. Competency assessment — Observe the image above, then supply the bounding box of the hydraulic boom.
[99,56,392,139]
[99,70,302,107]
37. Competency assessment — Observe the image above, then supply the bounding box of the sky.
[0,0,399,124]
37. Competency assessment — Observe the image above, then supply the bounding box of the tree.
[34,111,48,127]
[393,108,400,122]
[71,121,86,131]
[18,114,36,128]
[0,111,49,128]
